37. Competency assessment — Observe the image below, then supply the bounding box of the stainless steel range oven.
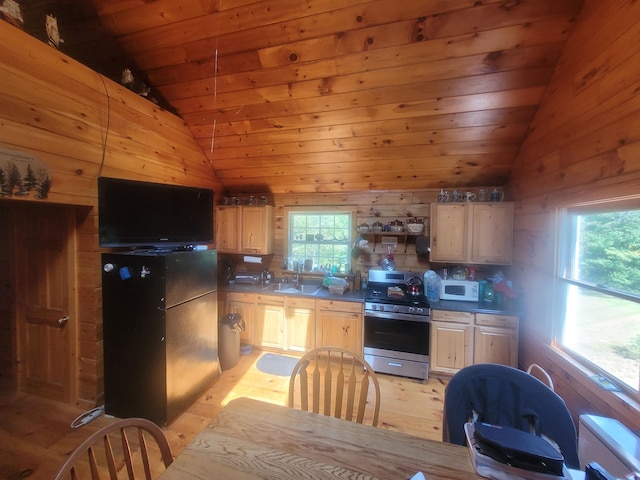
[364,270,430,380]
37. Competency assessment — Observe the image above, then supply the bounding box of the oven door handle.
[364,311,430,322]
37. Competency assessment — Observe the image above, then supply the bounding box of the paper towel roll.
[243,255,262,264]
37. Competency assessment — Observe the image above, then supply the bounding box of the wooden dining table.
[158,397,485,480]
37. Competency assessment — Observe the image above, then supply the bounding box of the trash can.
[218,313,245,371]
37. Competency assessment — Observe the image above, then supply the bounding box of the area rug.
[256,353,300,377]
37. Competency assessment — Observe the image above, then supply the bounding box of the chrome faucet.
[294,261,302,288]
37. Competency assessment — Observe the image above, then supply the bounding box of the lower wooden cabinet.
[430,309,518,375]
[316,299,363,353]
[255,294,285,349]
[224,292,359,354]
[430,310,473,375]
[286,297,316,352]
[473,313,518,367]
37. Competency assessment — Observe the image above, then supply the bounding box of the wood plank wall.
[508,0,640,430]
[274,191,435,277]
[0,23,221,407]
[219,189,506,284]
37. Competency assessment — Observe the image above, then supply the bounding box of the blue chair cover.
[442,363,580,469]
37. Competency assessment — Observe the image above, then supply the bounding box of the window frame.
[282,205,356,274]
[554,198,640,398]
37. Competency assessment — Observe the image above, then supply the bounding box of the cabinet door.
[215,207,240,253]
[241,206,274,254]
[285,297,316,352]
[430,204,470,262]
[430,322,473,374]
[316,300,362,353]
[473,327,517,367]
[430,309,473,375]
[255,295,285,349]
[226,292,255,345]
[471,203,514,264]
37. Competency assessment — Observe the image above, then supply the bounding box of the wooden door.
[285,297,316,352]
[429,310,474,375]
[241,206,274,254]
[429,204,470,262]
[471,202,514,264]
[215,206,240,252]
[430,321,473,375]
[473,314,519,367]
[14,205,76,402]
[255,295,285,349]
[317,300,362,353]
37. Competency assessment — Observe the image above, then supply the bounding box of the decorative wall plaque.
[0,145,51,199]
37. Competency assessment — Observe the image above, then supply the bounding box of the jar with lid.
[482,279,494,303]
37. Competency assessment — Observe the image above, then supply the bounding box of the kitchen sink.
[271,283,322,295]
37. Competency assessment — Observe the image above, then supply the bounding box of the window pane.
[288,212,351,273]
[562,285,640,391]
[569,210,640,295]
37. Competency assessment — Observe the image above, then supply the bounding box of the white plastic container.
[423,270,441,303]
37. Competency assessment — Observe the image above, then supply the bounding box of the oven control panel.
[365,302,429,317]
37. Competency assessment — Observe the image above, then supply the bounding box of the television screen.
[98,177,214,249]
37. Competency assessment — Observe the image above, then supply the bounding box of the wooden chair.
[288,346,381,427]
[54,417,173,480]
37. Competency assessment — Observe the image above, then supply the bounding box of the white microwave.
[440,279,479,302]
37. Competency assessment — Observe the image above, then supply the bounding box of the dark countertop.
[222,282,523,316]
[429,298,525,317]
[222,282,366,303]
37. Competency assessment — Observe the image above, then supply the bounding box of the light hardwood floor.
[0,350,448,479]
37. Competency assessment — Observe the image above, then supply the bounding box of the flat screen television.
[98,176,214,249]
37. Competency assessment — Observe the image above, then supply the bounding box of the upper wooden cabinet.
[430,202,514,264]
[216,205,275,254]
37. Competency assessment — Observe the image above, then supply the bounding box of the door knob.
[57,316,69,326]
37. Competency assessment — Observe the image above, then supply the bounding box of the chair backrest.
[442,363,580,469]
[54,417,173,480]
[288,346,381,427]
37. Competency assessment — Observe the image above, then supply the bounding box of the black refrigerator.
[102,249,219,425]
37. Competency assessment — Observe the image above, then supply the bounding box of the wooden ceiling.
[21,0,585,194]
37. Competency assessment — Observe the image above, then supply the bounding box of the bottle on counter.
[423,270,441,303]
[482,279,494,304]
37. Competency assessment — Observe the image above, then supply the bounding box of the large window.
[557,204,640,394]
[285,208,354,274]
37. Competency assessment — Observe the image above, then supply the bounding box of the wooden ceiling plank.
[184,86,545,131]
[204,107,536,149]
[206,123,529,161]
[191,107,537,141]
[211,153,516,180]
[172,67,552,130]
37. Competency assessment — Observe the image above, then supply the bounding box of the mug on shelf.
[490,189,504,202]
[464,192,476,202]
[477,188,487,202]
[451,190,461,202]
[438,189,449,203]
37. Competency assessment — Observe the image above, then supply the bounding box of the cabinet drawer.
[227,292,255,303]
[316,299,362,314]
[475,313,518,329]
[286,296,316,309]
[256,294,285,305]
[431,309,473,324]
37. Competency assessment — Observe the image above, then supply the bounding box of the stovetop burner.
[365,270,430,316]
[365,283,428,307]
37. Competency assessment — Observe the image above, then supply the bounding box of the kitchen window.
[556,202,640,395]
[284,207,355,274]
